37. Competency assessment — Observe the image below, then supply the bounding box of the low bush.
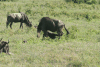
[25,9,32,15]
[85,13,92,21]
[0,0,18,2]
[65,0,97,4]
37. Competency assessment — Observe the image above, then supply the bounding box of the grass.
[0,0,100,67]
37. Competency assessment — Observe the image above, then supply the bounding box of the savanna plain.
[0,0,100,67]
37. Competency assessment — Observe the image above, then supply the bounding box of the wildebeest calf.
[43,31,62,39]
[0,39,10,55]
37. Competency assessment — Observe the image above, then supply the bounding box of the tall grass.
[0,0,100,67]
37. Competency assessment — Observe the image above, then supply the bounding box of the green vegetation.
[65,0,97,4]
[0,0,100,67]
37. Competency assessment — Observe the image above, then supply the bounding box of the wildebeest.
[44,31,59,39]
[0,38,10,55]
[37,17,69,39]
[6,12,32,29]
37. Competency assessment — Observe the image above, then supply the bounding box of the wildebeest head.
[1,40,9,45]
[0,40,9,49]
[28,21,32,27]
[26,21,32,27]
[0,39,9,55]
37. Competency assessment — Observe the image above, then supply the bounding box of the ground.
[0,0,100,67]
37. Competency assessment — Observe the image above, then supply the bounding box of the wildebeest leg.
[58,32,61,39]
[57,28,62,39]
[10,22,13,29]
[6,21,10,28]
[4,45,8,54]
[6,47,9,55]
[37,29,41,38]
[20,22,23,29]
[0,48,3,53]
[43,30,48,38]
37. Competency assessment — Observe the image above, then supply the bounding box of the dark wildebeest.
[6,12,32,29]
[0,38,10,55]
[37,17,69,39]
[34,25,60,39]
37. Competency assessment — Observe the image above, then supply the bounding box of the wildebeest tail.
[64,25,69,35]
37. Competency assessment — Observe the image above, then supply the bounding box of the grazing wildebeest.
[37,17,69,39]
[0,39,10,55]
[6,12,32,29]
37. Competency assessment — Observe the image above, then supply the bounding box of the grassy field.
[0,0,100,67]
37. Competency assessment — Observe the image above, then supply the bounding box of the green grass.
[0,0,100,67]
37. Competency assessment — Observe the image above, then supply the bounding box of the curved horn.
[59,20,61,22]
[8,39,9,43]
[0,38,3,42]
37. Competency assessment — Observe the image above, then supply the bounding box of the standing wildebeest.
[37,17,69,39]
[0,38,10,55]
[6,12,32,29]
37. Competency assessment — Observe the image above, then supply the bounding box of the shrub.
[99,0,100,4]
[65,0,97,4]
[91,0,97,4]
[67,61,82,67]
[0,0,18,2]
[11,9,16,13]
[85,13,92,21]
[65,0,72,2]
[72,0,84,4]
[25,9,32,15]
[0,0,7,1]
[65,0,87,3]
[86,0,97,4]
[18,6,21,13]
